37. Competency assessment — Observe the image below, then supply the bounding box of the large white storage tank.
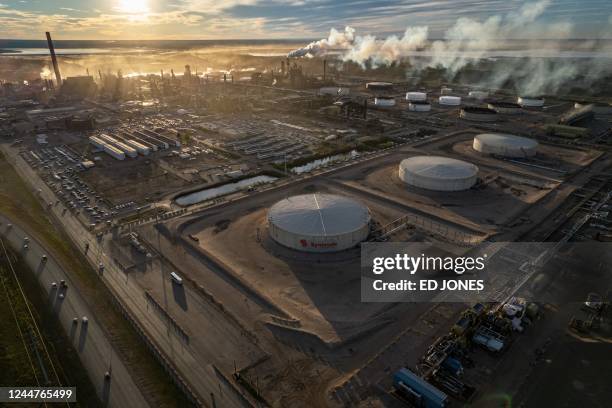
[406,92,427,102]
[399,156,478,191]
[268,193,370,252]
[473,133,538,158]
[439,96,461,106]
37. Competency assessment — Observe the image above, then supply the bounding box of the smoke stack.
[323,59,327,82]
[45,32,62,86]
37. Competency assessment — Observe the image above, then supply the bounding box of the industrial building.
[89,135,126,160]
[473,133,538,158]
[267,193,371,252]
[399,156,479,191]
[98,133,138,158]
[460,107,497,122]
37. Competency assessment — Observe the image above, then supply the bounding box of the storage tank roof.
[268,193,370,236]
[400,156,478,180]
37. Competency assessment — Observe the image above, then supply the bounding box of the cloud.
[0,0,610,40]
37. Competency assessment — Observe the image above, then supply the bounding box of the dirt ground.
[339,162,554,230]
[80,156,187,204]
[452,139,602,176]
[189,193,404,345]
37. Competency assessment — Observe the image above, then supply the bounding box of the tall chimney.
[323,59,327,82]
[45,32,62,85]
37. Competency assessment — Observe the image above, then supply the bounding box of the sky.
[0,0,611,40]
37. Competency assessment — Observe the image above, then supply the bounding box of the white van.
[170,272,183,285]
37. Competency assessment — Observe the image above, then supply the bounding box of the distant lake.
[0,48,114,56]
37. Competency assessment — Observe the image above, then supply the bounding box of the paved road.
[3,146,255,407]
[0,214,149,408]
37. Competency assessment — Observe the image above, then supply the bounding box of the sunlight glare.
[116,0,150,14]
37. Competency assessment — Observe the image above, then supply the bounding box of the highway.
[0,214,149,408]
[2,145,256,407]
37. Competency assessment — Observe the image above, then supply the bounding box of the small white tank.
[409,102,431,112]
[439,96,461,106]
[374,97,396,107]
[518,96,544,107]
[468,91,489,100]
[406,92,427,102]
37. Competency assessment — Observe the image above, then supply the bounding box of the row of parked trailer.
[225,133,307,160]
[89,127,182,160]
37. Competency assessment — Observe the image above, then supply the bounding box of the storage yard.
[1,35,612,408]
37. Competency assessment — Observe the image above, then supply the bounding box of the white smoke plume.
[343,27,428,66]
[288,0,612,95]
[287,26,356,57]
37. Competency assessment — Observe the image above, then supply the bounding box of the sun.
[116,0,150,14]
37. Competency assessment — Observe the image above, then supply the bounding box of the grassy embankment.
[0,151,188,407]
[0,251,101,407]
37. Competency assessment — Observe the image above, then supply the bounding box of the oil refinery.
[0,5,611,408]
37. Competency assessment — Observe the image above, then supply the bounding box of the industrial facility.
[1,24,611,408]
[267,193,371,252]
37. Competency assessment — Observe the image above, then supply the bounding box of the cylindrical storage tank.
[366,82,393,91]
[406,92,427,102]
[268,193,371,252]
[409,101,431,112]
[460,106,497,122]
[473,133,538,158]
[399,156,478,191]
[488,101,522,114]
[319,87,349,96]
[374,96,396,107]
[574,102,612,115]
[518,96,544,108]
[468,91,489,100]
[439,96,461,106]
